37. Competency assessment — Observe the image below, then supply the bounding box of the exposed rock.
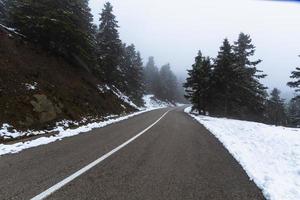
[30,94,59,123]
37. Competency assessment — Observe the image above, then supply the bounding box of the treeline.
[184,33,267,121]
[184,33,300,127]
[0,1,182,105]
[144,57,183,103]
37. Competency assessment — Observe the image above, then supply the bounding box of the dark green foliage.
[287,58,300,126]
[184,33,267,121]
[287,97,300,127]
[232,33,267,120]
[184,51,212,114]
[96,2,123,86]
[158,63,178,103]
[265,88,287,126]
[288,67,300,90]
[144,56,160,95]
[0,0,7,24]
[287,57,300,94]
[211,38,237,116]
[121,44,145,106]
[7,0,96,69]
[143,57,182,103]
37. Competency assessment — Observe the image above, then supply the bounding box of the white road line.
[31,109,171,200]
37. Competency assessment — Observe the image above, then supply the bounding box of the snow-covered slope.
[142,94,172,110]
[185,107,300,200]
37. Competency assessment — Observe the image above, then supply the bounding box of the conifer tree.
[7,0,95,68]
[144,56,160,95]
[121,44,144,105]
[184,51,212,114]
[96,2,123,86]
[265,88,286,126]
[158,63,178,102]
[232,32,267,120]
[287,56,300,96]
[212,38,237,116]
[287,98,300,127]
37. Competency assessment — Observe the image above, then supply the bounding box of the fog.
[89,0,300,99]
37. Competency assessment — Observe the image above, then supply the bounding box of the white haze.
[89,0,300,99]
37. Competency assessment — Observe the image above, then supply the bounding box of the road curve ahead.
[0,107,265,200]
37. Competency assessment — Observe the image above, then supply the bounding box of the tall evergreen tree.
[232,32,267,120]
[287,56,300,96]
[212,38,237,116]
[287,97,300,127]
[121,44,144,105]
[144,56,160,95]
[158,63,178,102]
[184,51,212,114]
[96,2,123,86]
[265,88,286,126]
[7,0,95,68]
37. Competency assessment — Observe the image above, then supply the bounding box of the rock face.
[30,94,62,123]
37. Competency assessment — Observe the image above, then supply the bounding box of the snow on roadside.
[142,94,172,109]
[0,95,169,156]
[110,86,140,110]
[185,107,300,200]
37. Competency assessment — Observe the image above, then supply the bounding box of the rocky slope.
[0,25,136,134]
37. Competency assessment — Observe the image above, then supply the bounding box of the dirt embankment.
[0,27,135,132]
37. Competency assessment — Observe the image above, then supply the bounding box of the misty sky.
[89,0,300,98]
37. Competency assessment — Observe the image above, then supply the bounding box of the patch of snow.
[97,84,110,94]
[110,86,140,110]
[142,94,172,109]
[24,82,37,90]
[0,24,26,38]
[0,124,44,139]
[185,106,300,200]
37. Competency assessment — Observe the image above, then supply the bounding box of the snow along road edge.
[0,107,167,156]
[30,109,171,200]
[184,106,300,200]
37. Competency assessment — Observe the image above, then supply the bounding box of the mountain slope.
[0,26,136,133]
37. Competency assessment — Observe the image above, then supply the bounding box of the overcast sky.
[89,0,300,98]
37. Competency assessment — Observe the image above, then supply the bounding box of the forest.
[0,0,183,107]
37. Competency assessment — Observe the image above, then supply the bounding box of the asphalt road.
[0,107,265,200]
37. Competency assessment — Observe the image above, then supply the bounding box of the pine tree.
[7,0,95,68]
[184,51,212,114]
[96,2,123,86]
[132,51,145,105]
[287,56,300,96]
[232,33,267,120]
[287,57,300,126]
[121,44,144,105]
[265,88,286,126]
[158,64,178,102]
[212,38,237,116]
[287,97,300,127]
[144,56,160,95]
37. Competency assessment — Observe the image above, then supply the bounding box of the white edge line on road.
[31,109,171,200]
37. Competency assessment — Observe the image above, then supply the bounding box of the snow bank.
[185,107,300,200]
[0,95,169,156]
[142,94,173,109]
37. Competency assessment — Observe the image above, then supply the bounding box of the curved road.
[0,107,264,200]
